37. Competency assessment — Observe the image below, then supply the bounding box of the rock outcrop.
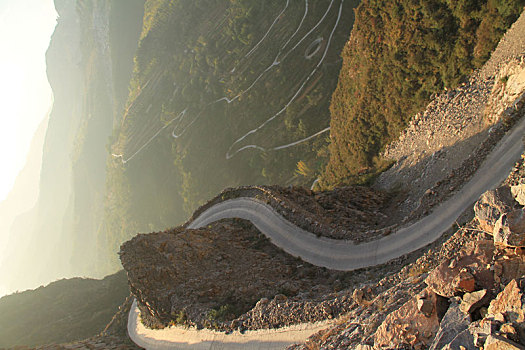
[120,219,354,330]
[373,288,440,348]
[474,186,517,232]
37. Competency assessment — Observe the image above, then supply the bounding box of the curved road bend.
[129,115,525,349]
[190,117,525,270]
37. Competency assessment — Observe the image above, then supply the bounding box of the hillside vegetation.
[322,0,524,187]
[100,0,358,270]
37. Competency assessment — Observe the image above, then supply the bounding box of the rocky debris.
[474,186,517,232]
[479,11,525,80]
[234,293,355,331]
[292,162,525,349]
[494,209,525,247]
[484,59,525,124]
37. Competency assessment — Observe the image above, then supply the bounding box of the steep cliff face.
[68,0,145,278]
[0,0,144,293]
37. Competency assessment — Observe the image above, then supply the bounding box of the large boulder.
[494,209,525,247]
[429,301,471,350]
[493,251,525,287]
[425,240,495,298]
[474,187,516,232]
[441,329,476,350]
[374,288,439,348]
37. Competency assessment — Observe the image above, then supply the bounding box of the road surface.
[129,114,525,348]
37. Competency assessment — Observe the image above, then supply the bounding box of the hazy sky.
[0,0,57,201]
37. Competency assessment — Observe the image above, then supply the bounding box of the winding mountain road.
[128,115,525,349]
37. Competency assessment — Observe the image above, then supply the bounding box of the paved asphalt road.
[129,115,525,348]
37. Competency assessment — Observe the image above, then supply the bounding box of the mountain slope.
[322,0,524,187]
[0,270,129,348]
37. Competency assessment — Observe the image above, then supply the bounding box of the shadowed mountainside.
[0,270,129,348]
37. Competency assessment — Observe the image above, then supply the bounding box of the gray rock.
[468,319,500,347]
[460,289,491,314]
[429,302,471,350]
[512,184,525,206]
[493,209,525,247]
[442,329,476,350]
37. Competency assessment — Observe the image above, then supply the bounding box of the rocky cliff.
[120,219,356,331]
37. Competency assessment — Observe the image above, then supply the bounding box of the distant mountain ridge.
[0,114,48,272]
[0,0,145,294]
